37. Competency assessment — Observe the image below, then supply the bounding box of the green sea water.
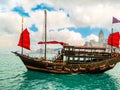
[0,53,120,90]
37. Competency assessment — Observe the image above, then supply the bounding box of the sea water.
[0,53,120,90]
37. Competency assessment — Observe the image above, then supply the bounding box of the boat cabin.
[63,46,112,63]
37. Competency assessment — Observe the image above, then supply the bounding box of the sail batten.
[107,32,120,48]
[18,28,30,50]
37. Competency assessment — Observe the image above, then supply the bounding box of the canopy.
[38,41,68,46]
[107,32,120,48]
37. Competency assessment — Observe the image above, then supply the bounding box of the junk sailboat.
[12,11,120,74]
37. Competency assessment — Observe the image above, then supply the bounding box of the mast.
[21,16,24,54]
[44,10,47,59]
[111,28,113,53]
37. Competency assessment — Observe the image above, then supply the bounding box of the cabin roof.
[74,46,108,50]
[64,45,110,50]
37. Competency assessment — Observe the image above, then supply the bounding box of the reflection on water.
[18,70,119,90]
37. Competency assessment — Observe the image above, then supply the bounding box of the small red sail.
[18,28,30,50]
[107,32,120,48]
[38,40,68,46]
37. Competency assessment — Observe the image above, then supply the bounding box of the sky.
[0,0,120,53]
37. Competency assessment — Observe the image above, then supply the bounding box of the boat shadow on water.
[18,70,119,90]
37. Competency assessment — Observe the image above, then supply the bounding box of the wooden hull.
[12,52,120,74]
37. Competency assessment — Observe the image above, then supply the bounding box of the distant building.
[84,30,107,47]
[99,30,104,43]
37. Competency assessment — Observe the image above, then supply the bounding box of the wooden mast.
[44,10,47,59]
[111,28,113,53]
[21,16,24,54]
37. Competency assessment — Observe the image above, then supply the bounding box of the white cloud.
[84,34,99,42]
[0,12,21,33]
[51,0,120,29]
[1,0,120,52]
[0,12,21,49]
[0,34,16,48]
[24,10,74,30]
[2,0,120,29]
[40,28,98,47]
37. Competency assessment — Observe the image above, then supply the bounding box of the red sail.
[38,41,68,46]
[107,32,120,48]
[17,28,30,50]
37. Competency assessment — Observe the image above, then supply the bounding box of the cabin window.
[65,48,69,51]
[74,57,78,61]
[86,49,92,52]
[70,48,73,51]
[84,58,89,61]
[80,58,84,61]
[70,57,73,60]
[75,49,79,51]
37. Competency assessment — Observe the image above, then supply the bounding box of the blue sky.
[0,0,120,52]
[31,3,56,12]
[12,6,30,17]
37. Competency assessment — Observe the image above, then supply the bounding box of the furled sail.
[107,32,120,48]
[18,28,30,50]
[38,41,68,46]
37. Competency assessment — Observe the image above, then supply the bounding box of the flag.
[22,16,24,23]
[112,17,120,24]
